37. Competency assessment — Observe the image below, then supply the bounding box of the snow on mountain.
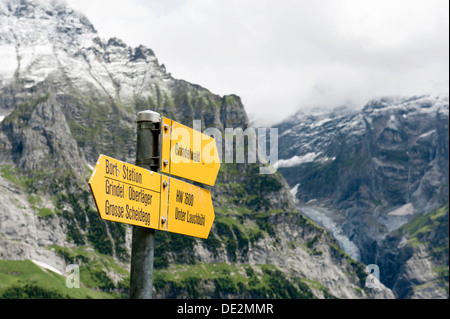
[276,93,449,298]
[0,0,169,113]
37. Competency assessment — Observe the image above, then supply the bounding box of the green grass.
[154,262,315,299]
[0,165,34,190]
[430,204,448,221]
[51,245,129,291]
[0,260,113,299]
[0,244,132,299]
[401,202,449,247]
[432,265,449,282]
[214,205,253,216]
[214,213,260,238]
[37,207,54,217]
[0,259,320,299]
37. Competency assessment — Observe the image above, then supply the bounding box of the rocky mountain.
[0,0,393,299]
[275,95,449,298]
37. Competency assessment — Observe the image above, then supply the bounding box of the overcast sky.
[66,0,449,126]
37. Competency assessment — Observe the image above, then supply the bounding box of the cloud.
[273,152,319,169]
[66,0,449,126]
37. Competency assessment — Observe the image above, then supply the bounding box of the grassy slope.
[0,260,113,299]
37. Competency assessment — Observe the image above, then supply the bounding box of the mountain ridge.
[275,93,449,298]
[0,0,394,299]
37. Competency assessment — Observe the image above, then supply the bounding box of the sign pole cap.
[137,110,161,123]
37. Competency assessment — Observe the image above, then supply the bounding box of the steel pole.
[129,110,161,299]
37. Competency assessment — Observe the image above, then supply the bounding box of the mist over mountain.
[0,0,398,299]
[275,94,449,298]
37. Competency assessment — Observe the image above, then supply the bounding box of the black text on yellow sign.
[160,117,221,186]
[88,155,215,239]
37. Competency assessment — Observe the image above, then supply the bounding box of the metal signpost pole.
[87,109,218,298]
[129,110,161,299]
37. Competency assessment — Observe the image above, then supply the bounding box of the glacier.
[298,205,361,261]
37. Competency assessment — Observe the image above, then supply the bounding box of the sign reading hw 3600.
[88,155,215,239]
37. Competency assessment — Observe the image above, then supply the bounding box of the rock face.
[0,0,390,299]
[0,0,248,167]
[0,173,68,273]
[276,95,449,298]
[378,203,449,298]
[1,94,83,173]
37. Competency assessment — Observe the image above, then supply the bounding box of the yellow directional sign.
[88,154,162,230]
[160,117,220,186]
[160,177,215,239]
[88,154,215,239]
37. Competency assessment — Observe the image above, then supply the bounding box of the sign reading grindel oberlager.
[88,154,215,239]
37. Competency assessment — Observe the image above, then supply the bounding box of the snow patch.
[310,118,332,128]
[290,183,300,205]
[388,203,414,216]
[0,45,18,79]
[31,259,63,276]
[417,130,436,140]
[274,152,336,169]
[385,203,414,231]
[274,152,319,169]
[317,156,336,163]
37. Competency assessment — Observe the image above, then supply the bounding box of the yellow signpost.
[88,155,162,230]
[88,154,215,239]
[89,111,220,298]
[160,117,220,186]
[162,177,215,239]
